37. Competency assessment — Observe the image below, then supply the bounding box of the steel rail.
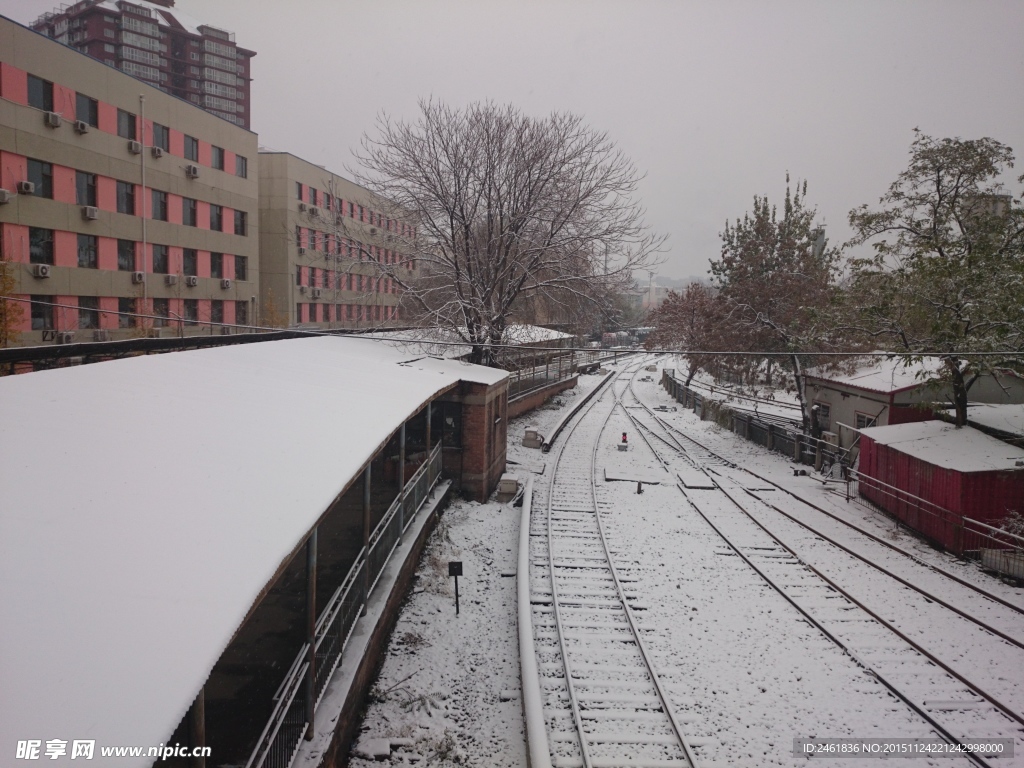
[640,395,1024,617]
[620,381,1024,750]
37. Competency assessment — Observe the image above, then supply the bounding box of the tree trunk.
[789,353,811,433]
[948,361,969,427]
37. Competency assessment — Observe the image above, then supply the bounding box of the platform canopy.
[0,336,505,766]
[859,420,1024,472]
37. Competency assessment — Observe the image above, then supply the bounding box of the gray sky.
[6,0,1023,280]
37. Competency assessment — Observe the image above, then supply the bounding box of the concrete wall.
[508,374,578,420]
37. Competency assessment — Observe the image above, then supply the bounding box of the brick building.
[0,14,260,346]
[30,0,253,128]
[259,151,412,329]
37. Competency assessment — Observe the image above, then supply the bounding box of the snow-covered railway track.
[618,379,1024,767]
[529,364,698,768]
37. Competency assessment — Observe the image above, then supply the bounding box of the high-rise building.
[30,0,253,129]
[1,13,260,347]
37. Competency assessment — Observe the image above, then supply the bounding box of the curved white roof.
[0,336,505,765]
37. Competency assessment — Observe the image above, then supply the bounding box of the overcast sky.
[5,0,1023,280]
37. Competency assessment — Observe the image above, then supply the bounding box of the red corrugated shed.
[858,421,1024,553]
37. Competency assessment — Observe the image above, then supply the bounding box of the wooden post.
[304,528,317,739]
[361,464,371,617]
[767,423,775,452]
[190,688,205,768]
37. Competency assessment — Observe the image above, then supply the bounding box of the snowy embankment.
[347,373,609,766]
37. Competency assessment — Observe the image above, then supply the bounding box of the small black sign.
[448,561,463,577]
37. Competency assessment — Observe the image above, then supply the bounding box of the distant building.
[31,0,254,128]
[0,14,260,347]
[803,359,1024,450]
[258,151,412,329]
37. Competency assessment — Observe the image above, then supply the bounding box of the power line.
[2,294,1023,358]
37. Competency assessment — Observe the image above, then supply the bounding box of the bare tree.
[354,100,663,365]
[0,258,24,348]
[645,283,728,386]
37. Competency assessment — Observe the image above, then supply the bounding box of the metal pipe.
[304,528,318,739]
[361,464,371,617]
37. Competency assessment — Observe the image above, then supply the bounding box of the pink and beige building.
[0,13,260,345]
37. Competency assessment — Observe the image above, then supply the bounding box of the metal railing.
[246,442,444,768]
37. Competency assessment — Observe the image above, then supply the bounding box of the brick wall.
[507,375,578,420]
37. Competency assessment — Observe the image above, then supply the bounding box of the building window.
[183,197,198,226]
[117,239,135,271]
[184,135,199,161]
[27,75,54,111]
[117,109,137,140]
[235,155,247,178]
[234,210,247,236]
[29,228,54,265]
[184,299,198,325]
[210,252,223,278]
[324,193,332,212]
[296,303,302,323]
[183,249,198,276]
[75,93,99,126]
[76,171,97,207]
[152,123,170,151]
[118,297,136,328]
[814,402,831,432]
[153,298,170,327]
[77,234,98,268]
[296,181,303,201]
[855,413,878,429]
[152,244,169,274]
[235,255,248,281]
[116,180,136,214]
[211,145,225,170]
[296,266,302,286]
[236,300,248,325]
[209,299,223,326]
[27,159,53,198]
[30,296,54,331]
[151,189,168,221]
[310,302,318,323]
[309,188,318,207]
[210,204,223,231]
[324,303,332,322]
[78,296,100,330]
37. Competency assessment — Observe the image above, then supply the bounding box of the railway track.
[529,362,699,768]
[615,371,1024,767]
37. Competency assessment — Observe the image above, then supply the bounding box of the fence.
[505,349,631,402]
[245,442,444,768]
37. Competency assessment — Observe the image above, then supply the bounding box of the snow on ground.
[349,373,608,766]
[349,363,1024,767]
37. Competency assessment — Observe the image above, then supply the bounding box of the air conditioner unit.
[309,207,319,217]
[0,189,10,205]
[312,288,322,299]
[82,205,99,220]
[74,120,90,134]
[220,278,231,289]
[298,285,306,294]
[44,111,61,128]
[185,164,200,179]
[219,326,232,335]
[298,202,307,213]
[128,140,142,154]
[131,271,146,284]
[32,263,52,278]
[369,227,377,235]
[822,431,840,447]
[146,328,169,339]
[165,274,178,286]
[56,331,75,344]
[17,181,36,195]
[151,146,164,159]
[185,275,198,287]
[297,247,305,255]
[93,329,111,342]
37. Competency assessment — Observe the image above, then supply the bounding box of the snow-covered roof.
[805,358,943,394]
[0,337,505,765]
[957,403,1024,439]
[94,0,207,36]
[374,324,574,359]
[860,420,1024,472]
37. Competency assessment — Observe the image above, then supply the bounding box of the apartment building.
[259,151,412,330]
[0,14,260,346]
[30,0,253,128]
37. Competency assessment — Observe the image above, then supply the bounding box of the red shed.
[858,421,1024,553]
